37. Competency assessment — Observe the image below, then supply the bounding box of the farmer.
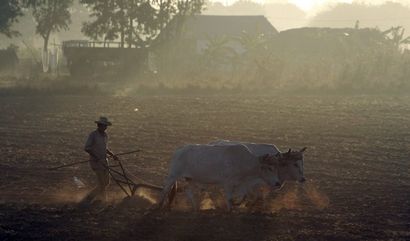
[80,116,119,205]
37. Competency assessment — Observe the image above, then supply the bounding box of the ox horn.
[287,148,292,153]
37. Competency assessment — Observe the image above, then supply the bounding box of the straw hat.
[95,116,112,126]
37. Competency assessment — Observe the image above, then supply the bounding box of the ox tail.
[167,181,177,207]
[158,179,177,209]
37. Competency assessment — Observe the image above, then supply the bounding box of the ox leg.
[185,181,199,212]
[223,184,235,212]
[209,191,223,210]
[232,186,248,207]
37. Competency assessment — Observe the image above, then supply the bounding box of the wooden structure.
[0,48,18,73]
[62,40,148,77]
[49,150,163,197]
[178,15,278,54]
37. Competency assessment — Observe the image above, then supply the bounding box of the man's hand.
[86,149,98,160]
[107,149,119,161]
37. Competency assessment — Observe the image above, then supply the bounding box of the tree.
[202,35,237,70]
[229,0,264,15]
[80,0,120,44]
[236,31,273,84]
[81,0,204,48]
[0,0,23,37]
[383,26,410,51]
[32,0,73,53]
[354,20,360,29]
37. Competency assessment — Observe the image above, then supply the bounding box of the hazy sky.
[213,0,410,14]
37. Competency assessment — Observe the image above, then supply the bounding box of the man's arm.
[84,132,98,160]
[85,149,98,160]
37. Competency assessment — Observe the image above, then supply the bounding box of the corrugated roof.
[182,15,278,38]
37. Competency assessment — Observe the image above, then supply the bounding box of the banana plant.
[201,34,237,69]
[383,26,410,50]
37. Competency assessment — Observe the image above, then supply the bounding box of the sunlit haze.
[212,0,409,14]
[1,0,410,239]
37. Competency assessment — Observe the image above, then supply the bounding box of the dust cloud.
[134,188,159,204]
[200,193,217,210]
[303,181,330,209]
[268,181,330,212]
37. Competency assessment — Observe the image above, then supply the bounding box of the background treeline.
[151,25,410,93]
[4,1,410,46]
[1,1,410,93]
[0,0,204,51]
[0,0,204,82]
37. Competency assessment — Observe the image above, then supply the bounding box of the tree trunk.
[119,0,125,48]
[42,33,50,73]
[120,26,125,48]
[43,34,50,53]
[128,16,133,48]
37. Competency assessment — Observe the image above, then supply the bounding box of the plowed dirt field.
[0,95,409,241]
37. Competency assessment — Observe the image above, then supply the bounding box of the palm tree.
[197,35,238,88]
[235,31,276,88]
[236,31,268,53]
[383,26,410,51]
[201,35,237,66]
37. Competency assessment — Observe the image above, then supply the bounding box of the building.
[174,15,278,54]
[0,48,18,73]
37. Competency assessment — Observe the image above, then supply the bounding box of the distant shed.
[184,15,278,37]
[0,48,18,72]
[172,15,279,54]
[275,27,390,57]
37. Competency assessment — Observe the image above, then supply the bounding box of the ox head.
[258,154,281,189]
[276,147,307,183]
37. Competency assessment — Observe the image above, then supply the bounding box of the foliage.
[383,26,410,50]
[0,0,23,37]
[0,0,46,38]
[81,0,205,47]
[153,26,410,92]
[309,2,410,35]
[80,0,119,42]
[31,0,73,51]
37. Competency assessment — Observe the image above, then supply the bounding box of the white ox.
[158,144,281,211]
[209,140,307,206]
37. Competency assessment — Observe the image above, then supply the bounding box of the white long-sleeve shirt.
[84,130,108,170]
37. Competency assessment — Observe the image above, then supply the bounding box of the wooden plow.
[49,150,163,197]
[103,156,163,197]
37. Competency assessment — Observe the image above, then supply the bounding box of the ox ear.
[266,154,279,166]
[300,147,307,153]
[275,152,287,165]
